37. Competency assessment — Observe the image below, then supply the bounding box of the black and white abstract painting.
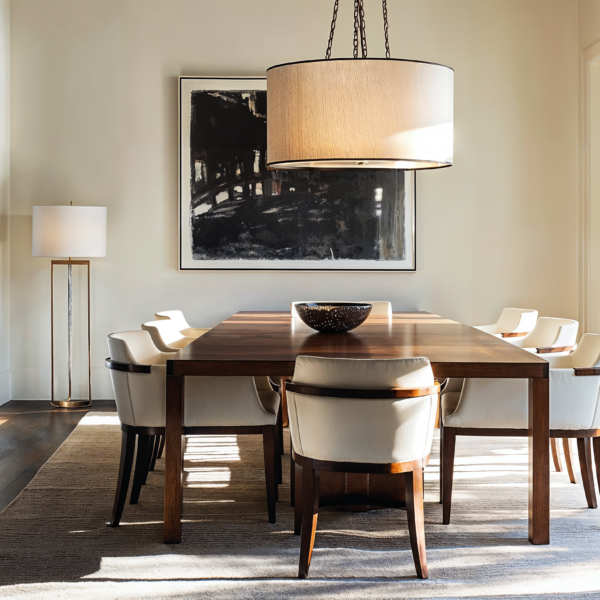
[179,77,415,271]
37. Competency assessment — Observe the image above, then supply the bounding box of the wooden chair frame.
[286,380,440,579]
[106,358,282,527]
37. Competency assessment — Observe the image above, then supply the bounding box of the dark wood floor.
[0,400,116,512]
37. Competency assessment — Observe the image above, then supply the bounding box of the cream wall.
[0,0,8,404]
[579,0,600,50]
[9,0,579,399]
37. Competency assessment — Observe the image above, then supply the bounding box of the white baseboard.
[10,368,114,400]
[0,369,10,405]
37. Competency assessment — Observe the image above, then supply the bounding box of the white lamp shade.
[267,58,454,170]
[32,206,107,257]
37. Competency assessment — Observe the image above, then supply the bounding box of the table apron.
[167,361,548,379]
[168,360,297,377]
[433,363,548,379]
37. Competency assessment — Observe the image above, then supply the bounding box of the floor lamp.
[32,204,107,408]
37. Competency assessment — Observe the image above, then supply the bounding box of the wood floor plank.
[0,400,116,513]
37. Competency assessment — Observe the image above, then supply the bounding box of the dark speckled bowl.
[295,302,373,333]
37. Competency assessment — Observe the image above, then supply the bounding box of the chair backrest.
[142,319,187,351]
[155,310,190,332]
[567,333,600,368]
[107,330,166,365]
[473,308,538,335]
[291,301,392,318]
[286,356,437,465]
[494,308,538,335]
[516,317,578,349]
[107,331,168,427]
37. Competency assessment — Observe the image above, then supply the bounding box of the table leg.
[529,377,550,545]
[164,374,184,544]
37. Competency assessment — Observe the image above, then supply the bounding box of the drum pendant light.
[267,0,454,170]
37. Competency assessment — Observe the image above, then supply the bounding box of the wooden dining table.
[164,311,550,545]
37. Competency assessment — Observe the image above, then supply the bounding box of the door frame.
[579,39,600,334]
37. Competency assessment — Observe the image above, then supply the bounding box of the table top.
[167,311,548,379]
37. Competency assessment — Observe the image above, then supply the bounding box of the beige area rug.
[1,413,600,599]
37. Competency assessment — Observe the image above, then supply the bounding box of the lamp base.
[51,399,92,409]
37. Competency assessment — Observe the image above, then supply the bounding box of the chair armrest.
[105,358,152,373]
[574,367,600,376]
[501,332,528,338]
[286,380,440,399]
[536,346,576,354]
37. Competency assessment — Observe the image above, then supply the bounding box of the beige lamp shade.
[267,58,454,170]
[32,205,107,257]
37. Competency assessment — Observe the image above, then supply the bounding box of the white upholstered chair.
[286,355,439,579]
[151,313,284,466]
[451,316,579,471]
[291,300,392,318]
[155,310,210,339]
[503,317,579,356]
[440,333,600,524]
[106,330,281,527]
[473,308,538,339]
[142,319,195,352]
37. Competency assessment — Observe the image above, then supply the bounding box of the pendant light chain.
[382,0,391,58]
[324,0,387,60]
[325,0,339,59]
[353,0,360,58]
[358,0,368,58]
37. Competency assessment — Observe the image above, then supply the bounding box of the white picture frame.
[179,76,416,271]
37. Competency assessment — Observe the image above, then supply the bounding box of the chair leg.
[274,431,279,502]
[149,435,160,472]
[290,450,295,507]
[278,405,284,455]
[577,437,598,509]
[298,458,319,579]
[551,438,563,472]
[442,427,457,524]
[563,438,578,484]
[157,435,165,460]
[294,461,303,535]
[594,438,600,492]
[405,466,428,579]
[262,426,277,523]
[439,423,444,504]
[274,411,283,486]
[110,429,136,527]
[142,436,155,484]
[130,434,151,504]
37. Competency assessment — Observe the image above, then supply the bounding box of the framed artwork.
[179,77,416,271]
